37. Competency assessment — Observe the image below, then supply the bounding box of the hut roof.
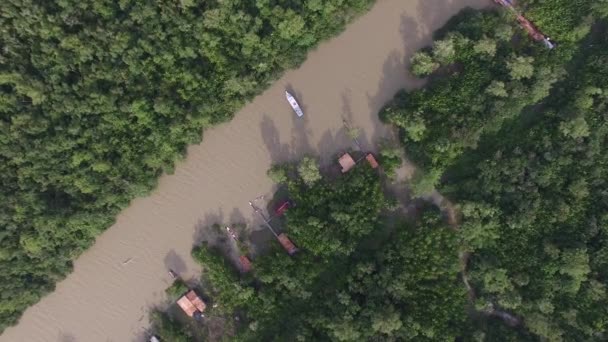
[177,290,206,317]
[277,233,298,255]
[338,153,356,173]
[366,153,379,169]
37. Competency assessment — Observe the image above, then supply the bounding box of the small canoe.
[285,91,304,117]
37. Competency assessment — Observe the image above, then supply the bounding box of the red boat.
[274,200,295,216]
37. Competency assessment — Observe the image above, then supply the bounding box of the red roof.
[239,255,252,273]
[338,153,356,173]
[366,154,379,169]
[177,290,206,317]
[277,233,298,255]
[275,201,291,216]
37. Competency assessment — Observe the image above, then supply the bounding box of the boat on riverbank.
[285,91,304,117]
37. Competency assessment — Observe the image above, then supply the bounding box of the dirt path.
[428,186,522,327]
[0,1,488,341]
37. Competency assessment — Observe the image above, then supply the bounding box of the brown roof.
[366,153,379,169]
[177,290,206,317]
[338,153,356,173]
[277,233,298,255]
[239,255,252,273]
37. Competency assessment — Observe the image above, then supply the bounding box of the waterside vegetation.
[155,1,608,340]
[0,0,374,331]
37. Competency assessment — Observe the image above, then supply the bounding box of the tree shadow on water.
[416,0,487,39]
[399,14,424,66]
[228,207,246,227]
[260,114,290,162]
[259,110,314,166]
[192,209,225,247]
[364,13,427,148]
[341,90,371,152]
[317,129,339,165]
[164,250,188,276]
[290,104,314,158]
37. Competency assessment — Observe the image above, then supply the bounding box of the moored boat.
[285,91,304,117]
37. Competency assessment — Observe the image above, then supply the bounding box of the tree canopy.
[380,0,608,340]
[0,0,374,331]
[153,2,608,341]
[180,163,468,341]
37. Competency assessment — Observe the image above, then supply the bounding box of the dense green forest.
[155,163,469,341]
[150,1,608,341]
[0,0,375,331]
[380,0,608,340]
[447,33,608,341]
[382,1,601,188]
[4,0,608,339]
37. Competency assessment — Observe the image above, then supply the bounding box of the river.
[0,1,488,341]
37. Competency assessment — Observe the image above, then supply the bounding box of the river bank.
[0,1,488,341]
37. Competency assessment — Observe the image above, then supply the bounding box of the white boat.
[285,91,304,117]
